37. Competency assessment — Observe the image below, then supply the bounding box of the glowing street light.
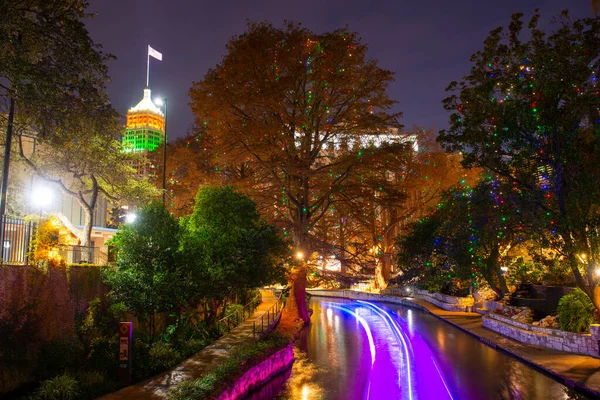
[31,184,53,218]
[125,213,137,223]
[296,251,304,260]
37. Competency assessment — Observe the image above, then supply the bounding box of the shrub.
[557,288,596,333]
[132,337,182,380]
[86,336,118,373]
[77,298,128,344]
[37,374,79,400]
[77,370,118,399]
[36,338,85,379]
[149,342,182,372]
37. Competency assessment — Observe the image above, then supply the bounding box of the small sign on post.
[118,322,133,385]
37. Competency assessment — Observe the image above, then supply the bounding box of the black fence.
[216,293,263,337]
[0,216,106,265]
[58,245,103,265]
[0,216,35,265]
[253,293,284,338]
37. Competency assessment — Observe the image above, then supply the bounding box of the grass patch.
[168,333,291,400]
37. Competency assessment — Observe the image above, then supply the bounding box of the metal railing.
[216,292,262,337]
[253,293,285,338]
[0,216,34,265]
[58,245,105,265]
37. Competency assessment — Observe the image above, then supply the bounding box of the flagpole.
[146,45,150,88]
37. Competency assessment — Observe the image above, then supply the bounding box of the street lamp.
[125,213,137,224]
[296,251,304,260]
[31,184,53,218]
[154,97,168,205]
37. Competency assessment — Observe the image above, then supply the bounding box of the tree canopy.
[189,21,409,322]
[0,0,112,136]
[182,186,287,306]
[438,11,600,310]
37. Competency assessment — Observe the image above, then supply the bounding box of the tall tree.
[182,186,287,323]
[438,11,600,311]
[189,22,402,325]
[334,131,477,286]
[155,133,218,217]
[104,201,182,339]
[14,106,157,260]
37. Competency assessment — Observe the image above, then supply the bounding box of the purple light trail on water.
[323,300,454,400]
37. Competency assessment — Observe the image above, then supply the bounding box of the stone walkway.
[100,290,279,400]
[405,297,600,397]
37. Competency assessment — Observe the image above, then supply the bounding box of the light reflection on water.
[248,298,592,400]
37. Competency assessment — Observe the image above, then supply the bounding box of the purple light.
[323,300,455,400]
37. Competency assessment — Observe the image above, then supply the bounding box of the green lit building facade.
[123,88,165,176]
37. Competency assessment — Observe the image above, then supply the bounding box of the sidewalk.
[405,297,600,397]
[101,290,279,400]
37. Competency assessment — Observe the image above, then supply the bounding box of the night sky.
[85,0,591,140]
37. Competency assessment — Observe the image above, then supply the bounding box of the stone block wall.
[482,311,600,358]
[415,289,474,306]
[412,289,473,312]
[0,264,107,392]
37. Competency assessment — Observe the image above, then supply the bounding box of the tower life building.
[122,88,165,177]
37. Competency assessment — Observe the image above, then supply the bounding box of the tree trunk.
[494,267,509,297]
[78,177,98,263]
[280,265,310,327]
[591,284,600,322]
[81,204,94,262]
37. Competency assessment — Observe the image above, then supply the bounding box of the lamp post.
[154,97,168,205]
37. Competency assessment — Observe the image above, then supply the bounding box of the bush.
[77,298,128,344]
[86,336,118,373]
[37,374,79,400]
[132,336,182,380]
[36,338,85,379]
[148,341,182,372]
[557,288,596,333]
[76,370,118,399]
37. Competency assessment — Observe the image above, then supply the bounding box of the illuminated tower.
[122,88,165,176]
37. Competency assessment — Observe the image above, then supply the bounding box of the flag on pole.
[148,45,163,61]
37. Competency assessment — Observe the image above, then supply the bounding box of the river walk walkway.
[405,297,600,397]
[101,290,278,400]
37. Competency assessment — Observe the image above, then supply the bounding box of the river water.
[246,297,593,400]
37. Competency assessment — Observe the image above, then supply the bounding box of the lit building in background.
[122,88,165,177]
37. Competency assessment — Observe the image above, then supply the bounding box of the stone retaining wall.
[216,344,294,400]
[415,289,474,306]
[382,288,474,312]
[482,312,600,358]
[411,289,473,312]
[307,289,427,311]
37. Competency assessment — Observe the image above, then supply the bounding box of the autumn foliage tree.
[438,11,600,311]
[154,133,217,217]
[189,22,404,325]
